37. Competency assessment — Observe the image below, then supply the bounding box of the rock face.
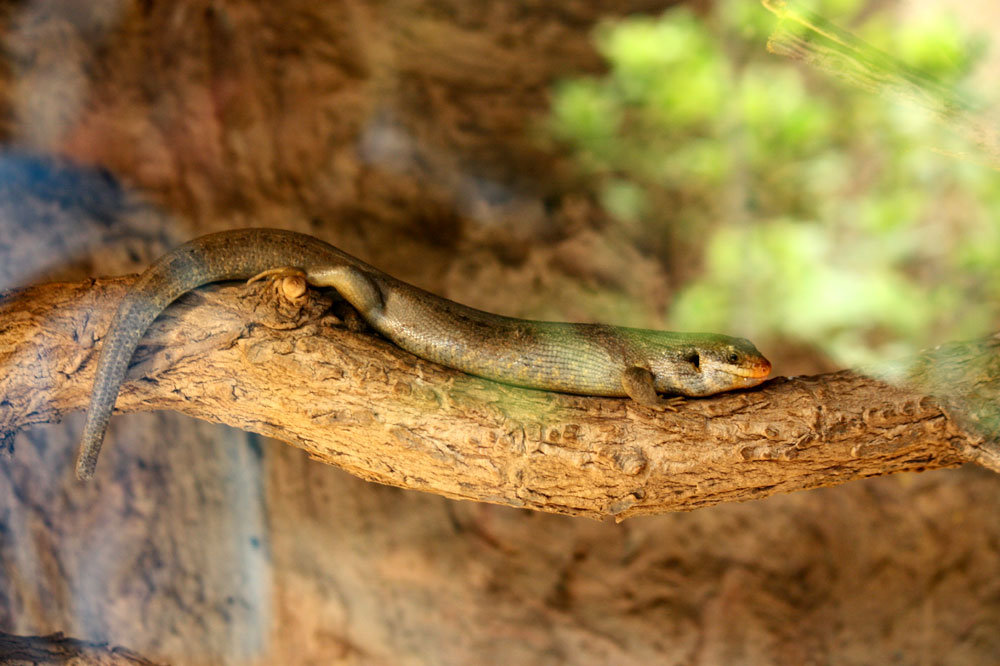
[1,2,1000,665]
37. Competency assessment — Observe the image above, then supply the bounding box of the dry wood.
[0,631,161,666]
[1,277,996,519]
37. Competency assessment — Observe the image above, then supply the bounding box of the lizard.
[75,227,772,480]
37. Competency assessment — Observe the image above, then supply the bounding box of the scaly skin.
[76,228,771,480]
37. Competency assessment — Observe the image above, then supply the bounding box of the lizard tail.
[75,228,363,480]
[76,233,254,479]
[76,243,216,480]
[76,290,166,479]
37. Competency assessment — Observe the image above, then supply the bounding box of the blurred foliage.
[548,0,997,366]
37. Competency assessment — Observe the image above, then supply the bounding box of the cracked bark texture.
[0,632,163,666]
[2,1,1000,665]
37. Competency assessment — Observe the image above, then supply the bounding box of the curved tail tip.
[75,456,96,481]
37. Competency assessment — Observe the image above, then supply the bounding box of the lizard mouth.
[729,358,772,379]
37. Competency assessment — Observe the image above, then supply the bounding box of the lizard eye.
[685,351,700,370]
[727,352,740,364]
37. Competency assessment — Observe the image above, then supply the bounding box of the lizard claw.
[247,266,307,284]
[659,395,685,412]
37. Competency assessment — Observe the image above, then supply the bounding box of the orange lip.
[732,359,772,379]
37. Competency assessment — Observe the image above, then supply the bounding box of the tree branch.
[1,278,995,519]
[0,631,161,666]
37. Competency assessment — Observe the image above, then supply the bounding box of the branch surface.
[0,631,161,666]
[1,278,995,519]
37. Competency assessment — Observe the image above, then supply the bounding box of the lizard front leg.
[622,367,684,411]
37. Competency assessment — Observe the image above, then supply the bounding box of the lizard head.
[643,333,772,397]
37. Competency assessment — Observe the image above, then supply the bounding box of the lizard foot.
[660,396,685,412]
[247,266,307,284]
[248,266,309,300]
[622,367,684,411]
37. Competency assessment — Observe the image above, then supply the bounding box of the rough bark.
[0,631,162,666]
[2,276,994,519]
